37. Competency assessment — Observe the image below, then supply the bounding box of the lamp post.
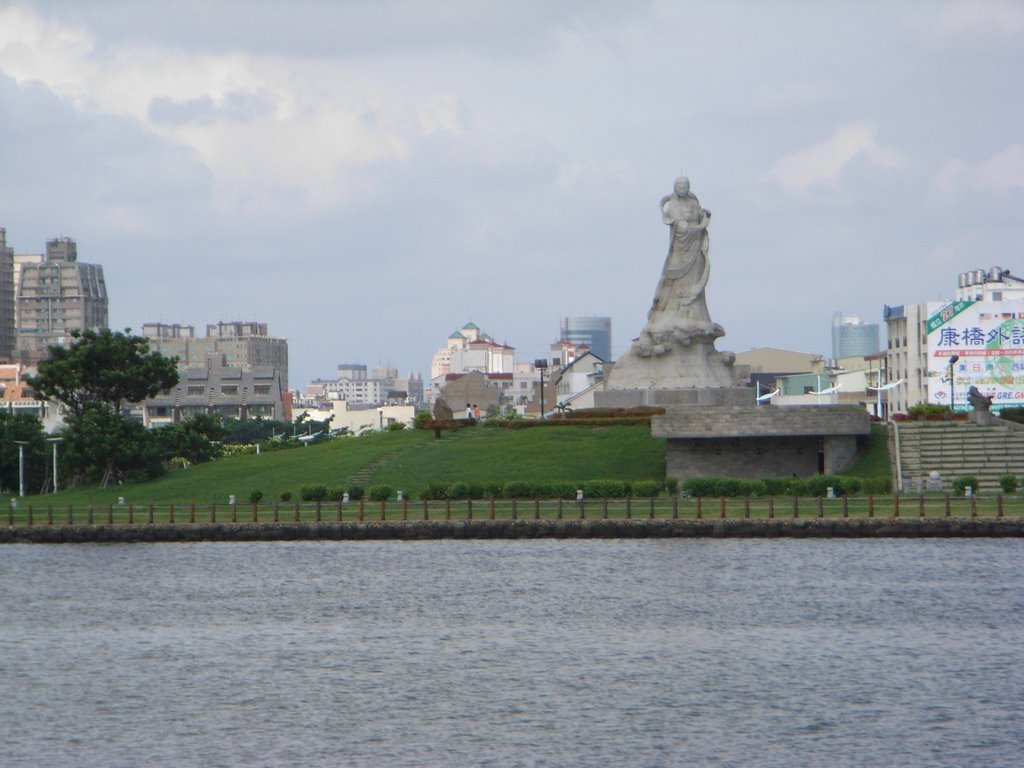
[378,407,384,430]
[948,354,960,413]
[46,437,63,493]
[13,440,27,498]
[534,358,549,418]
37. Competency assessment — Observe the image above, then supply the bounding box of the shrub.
[248,490,263,504]
[908,403,953,420]
[368,484,392,501]
[280,491,292,502]
[387,422,406,431]
[503,480,533,499]
[325,486,346,502]
[448,481,471,500]
[999,408,1024,425]
[999,475,1020,494]
[300,484,329,502]
[745,480,769,498]
[681,477,762,498]
[631,480,661,498]
[419,482,449,500]
[952,476,979,496]
[483,481,504,499]
[665,478,679,495]
[805,474,844,498]
[581,479,628,499]
[413,411,433,428]
[839,476,863,495]
[682,477,724,497]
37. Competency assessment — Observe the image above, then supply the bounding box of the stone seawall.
[3,518,1023,543]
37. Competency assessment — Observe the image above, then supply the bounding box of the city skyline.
[1,1,1021,386]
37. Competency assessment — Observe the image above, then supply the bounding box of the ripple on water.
[1,539,1022,767]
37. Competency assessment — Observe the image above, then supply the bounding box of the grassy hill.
[17,422,892,508]
[38,425,666,507]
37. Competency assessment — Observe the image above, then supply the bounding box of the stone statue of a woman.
[604,175,737,390]
[649,176,713,328]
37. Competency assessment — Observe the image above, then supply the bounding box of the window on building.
[186,386,205,396]
[221,386,238,396]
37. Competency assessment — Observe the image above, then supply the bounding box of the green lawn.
[24,424,666,507]
[843,423,892,477]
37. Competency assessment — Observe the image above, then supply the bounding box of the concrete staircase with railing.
[892,418,1024,493]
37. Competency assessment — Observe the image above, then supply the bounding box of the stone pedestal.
[969,410,994,426]
[651,404,871,482]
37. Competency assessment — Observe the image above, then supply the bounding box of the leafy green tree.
[28,329,178,488]
[155,413,230,465]
[0,411,47,495]
[28,328,179,418]
[61,403,165,486]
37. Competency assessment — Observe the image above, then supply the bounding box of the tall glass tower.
[559,316,612,362]
[831,312,879,359]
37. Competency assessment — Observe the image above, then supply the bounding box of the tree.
[28,329,179,488]
[0,411,47,495]
[155,413,230,465]
[28,329,179,418]
[62,403,165,486]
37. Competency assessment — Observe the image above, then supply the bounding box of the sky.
[1,0,1022,388]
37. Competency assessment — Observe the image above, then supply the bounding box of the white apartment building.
[429,322,516,402]
[885,266,1024,414]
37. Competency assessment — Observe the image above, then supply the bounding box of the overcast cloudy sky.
[1,0,1022,386]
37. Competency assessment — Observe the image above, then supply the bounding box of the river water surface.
[1,539,1021,767]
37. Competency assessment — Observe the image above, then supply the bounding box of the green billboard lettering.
[927,300,975,334]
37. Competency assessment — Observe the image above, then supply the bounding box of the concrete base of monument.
[650,404,872,482]
[594,386,754,408]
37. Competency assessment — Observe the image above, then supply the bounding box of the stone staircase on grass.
[893,419,1024,493]
[346,451,401,489]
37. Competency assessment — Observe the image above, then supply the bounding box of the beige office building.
[16,237,108,366]
[143,320,289,389]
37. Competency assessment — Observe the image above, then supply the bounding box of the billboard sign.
[927,300,1024,411]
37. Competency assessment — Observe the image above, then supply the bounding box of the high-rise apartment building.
[0,229,15,362]
[559,316,611,362]
[143,320,289,389]
[16,237,108,366]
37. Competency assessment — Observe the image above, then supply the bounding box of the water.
[1,540,1021,767]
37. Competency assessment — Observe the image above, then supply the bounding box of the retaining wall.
[3,517,1023,543]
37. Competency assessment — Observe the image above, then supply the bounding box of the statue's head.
[674,176,690,196]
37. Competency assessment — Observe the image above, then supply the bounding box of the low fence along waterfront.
[3,495,1024,541]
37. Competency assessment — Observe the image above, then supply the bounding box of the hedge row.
[490,417,656,429]
[418,478,666,501]
[283,475,893,502]
[681,474,892,498]
[558,407,666,419]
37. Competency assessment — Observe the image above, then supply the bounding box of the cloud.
[755,81,835,112]
[933,145,1024,197]
[0,6,465,215]
[769,122,906,195]
[918,0,1024,44]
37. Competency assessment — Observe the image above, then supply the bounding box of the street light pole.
[13,440,27,498]
[534,358,549,418]
[47,437,63,494]
[948,354,960,413]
